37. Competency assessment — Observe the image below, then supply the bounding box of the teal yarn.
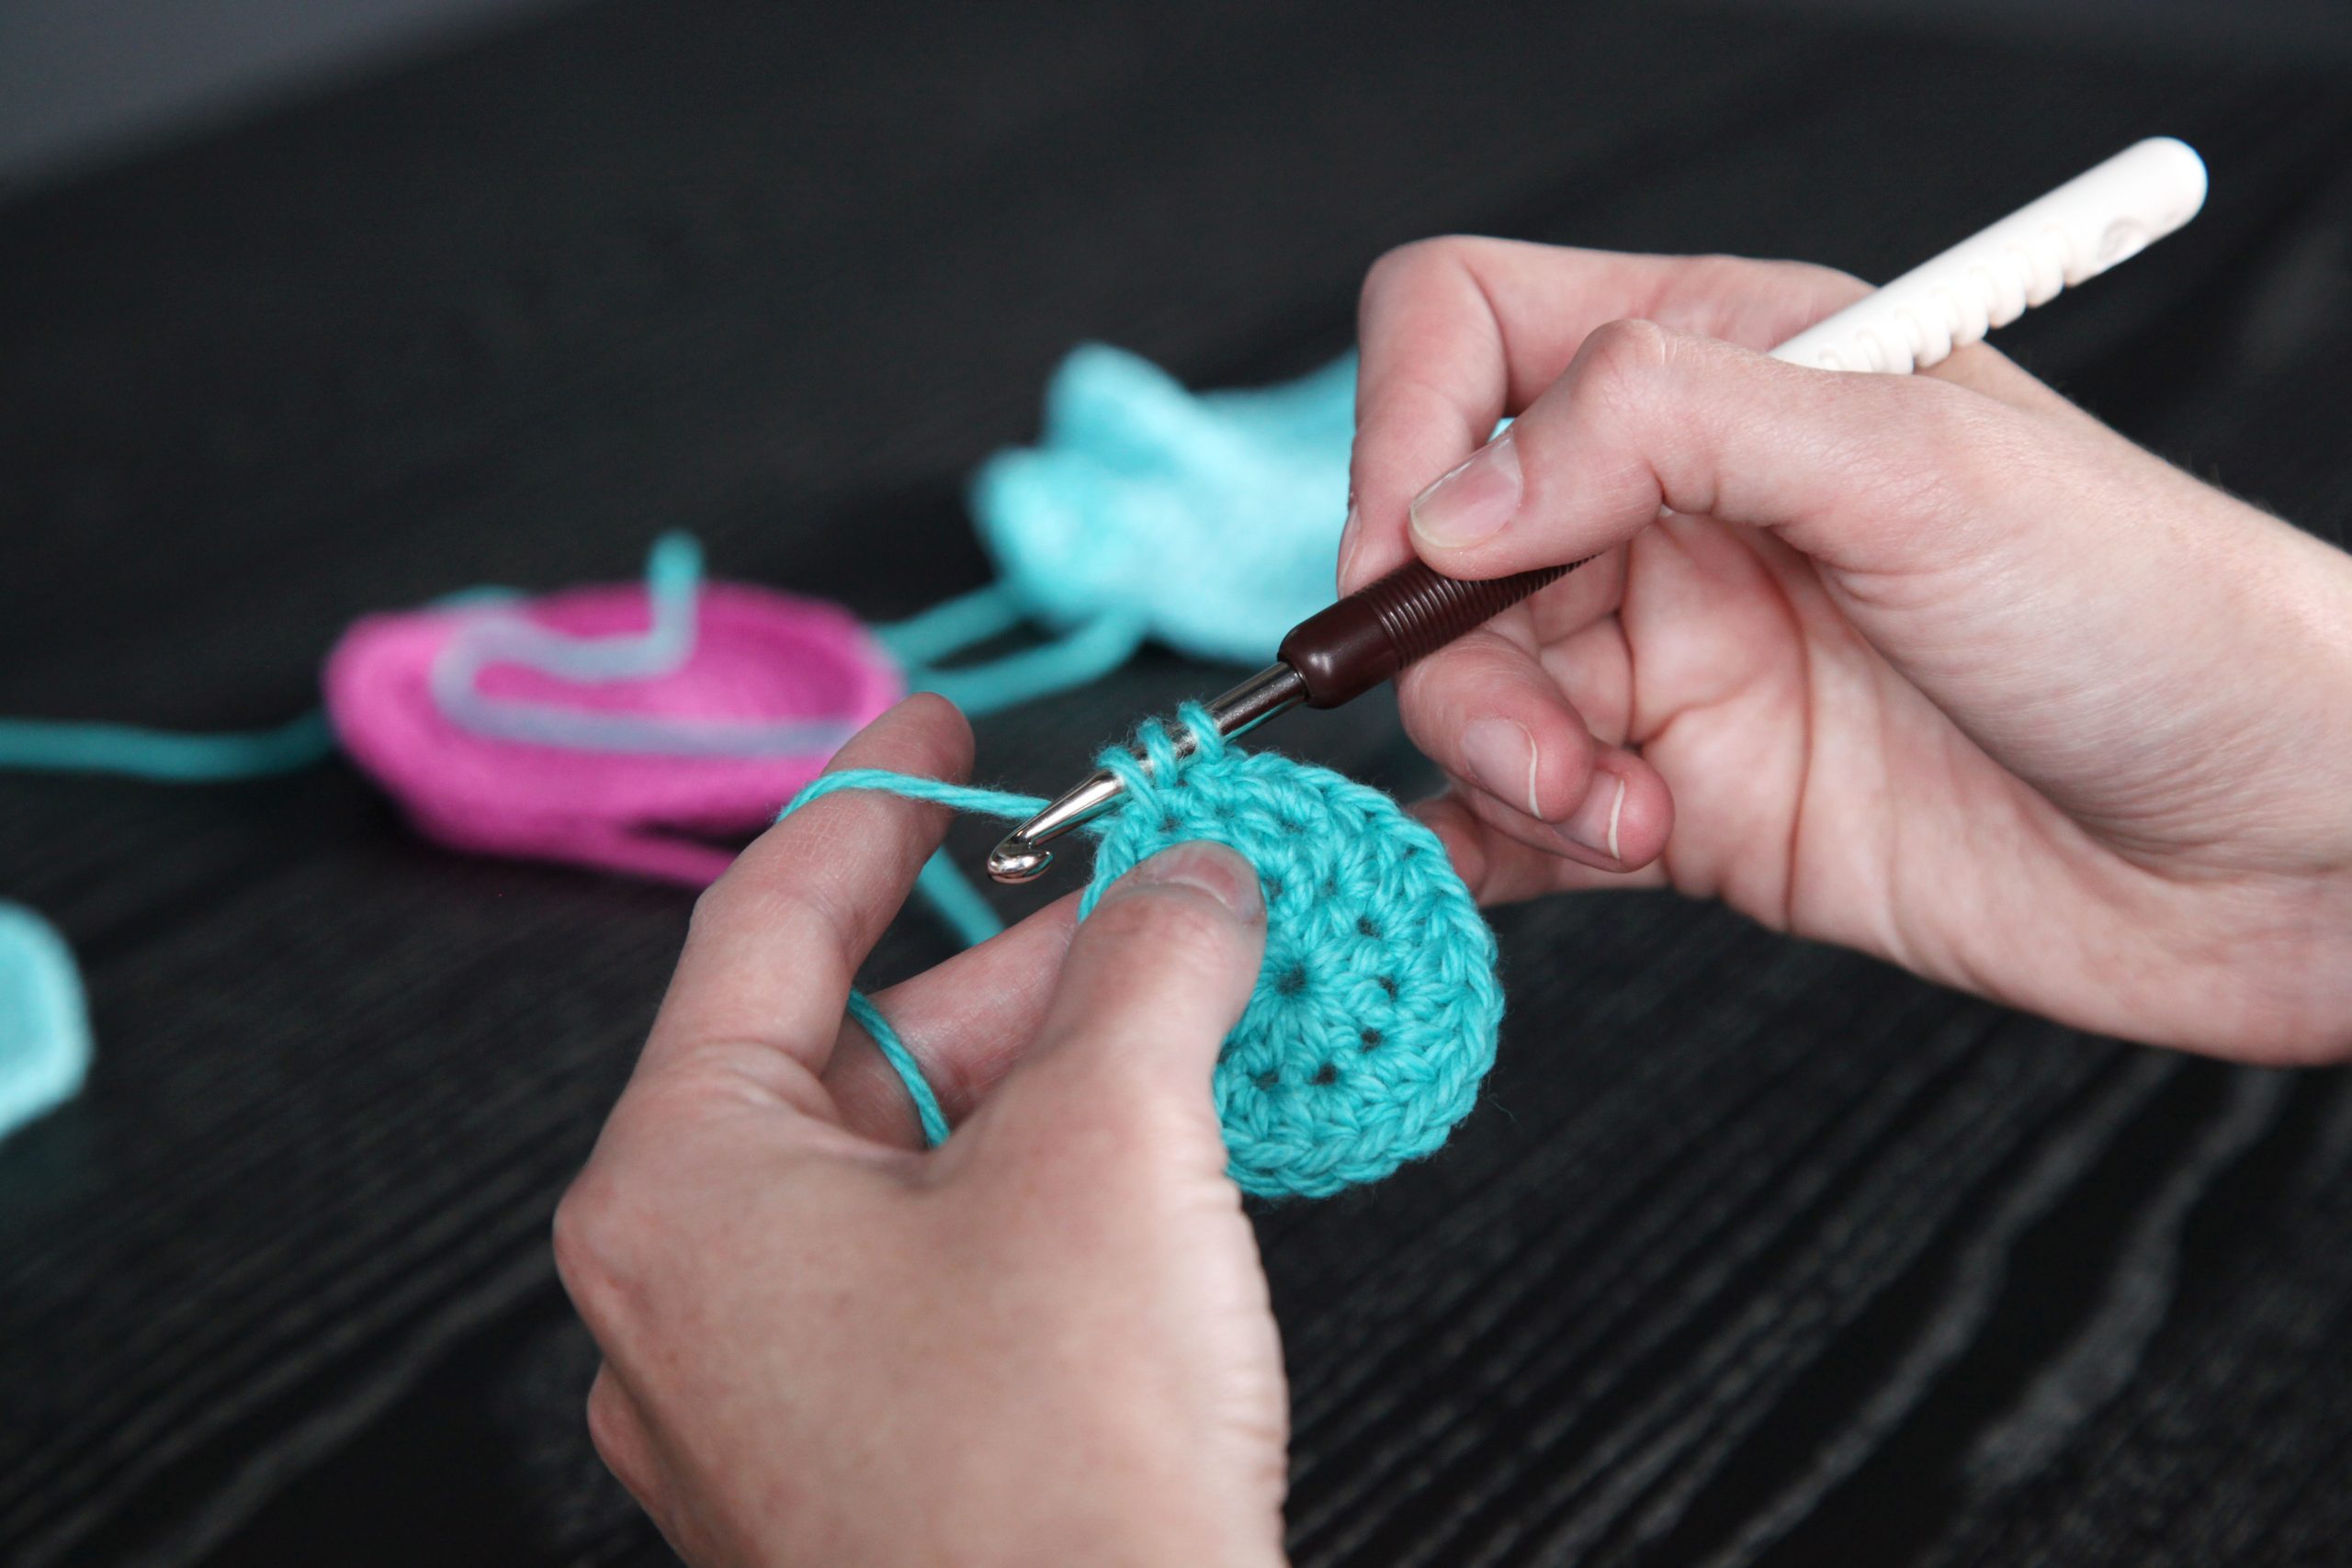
[0,711,335,782]
[969,345,1357,666]
[845,989,949,1146]
[875,587,1147,718]
[871,582,1034,669]
[868,345,1356,712]
[0,903,93,1142]
[783,772,1025,948]
[781,707,1504,1199]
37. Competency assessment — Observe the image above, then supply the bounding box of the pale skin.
[557,243,2352,1563]
[1347,242,2352,1063]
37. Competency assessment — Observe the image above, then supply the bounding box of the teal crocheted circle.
[1078,711,1503,1199]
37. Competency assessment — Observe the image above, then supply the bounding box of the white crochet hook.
[988,136,2210,884]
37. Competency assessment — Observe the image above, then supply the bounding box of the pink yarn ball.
[326,580,900,884]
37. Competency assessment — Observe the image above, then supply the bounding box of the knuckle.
[1577,317,1673,398]
[1360,234,1485,321]
[584,1378,653,1499]
[583,1375,627,1457]
[1558,319,1676,456]
[551,1164,638,1324]
[684,872,748,943]
[687,870,823,964]
[1361,236,1443,303]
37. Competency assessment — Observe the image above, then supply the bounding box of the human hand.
[1342,240,2352,1061]
[555,696,1289,1567]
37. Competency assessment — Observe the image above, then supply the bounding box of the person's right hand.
[1340,240,2352,1062]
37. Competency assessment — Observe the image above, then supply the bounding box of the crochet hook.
[986,136,2209,884]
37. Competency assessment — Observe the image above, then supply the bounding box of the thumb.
[976,842,1266,1173]
[1404,316,2037,582]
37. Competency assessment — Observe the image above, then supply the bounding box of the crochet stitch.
[783,705,1504,1199]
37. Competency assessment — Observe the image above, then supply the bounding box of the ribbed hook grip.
[1277,558,1589,708]
[1768,137,2206,377]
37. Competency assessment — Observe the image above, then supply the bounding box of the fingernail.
[1557,772,1628,861]
[1461,717,1541,818]
[1410,431,1521,547]
[1119,841,1263,921]
[1335,502,1363,587]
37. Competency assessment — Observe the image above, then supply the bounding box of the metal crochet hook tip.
[986,661,1307,883]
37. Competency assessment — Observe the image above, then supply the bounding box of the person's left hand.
[554,695,1290,1568]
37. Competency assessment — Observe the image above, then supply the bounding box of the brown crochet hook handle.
[1279,556,1587,707]
[986,555,1589,882]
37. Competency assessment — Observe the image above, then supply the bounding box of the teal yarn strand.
[868,346,1358,719]
[0,710,335,782]
[783,769,1051,823]
[871,583,1032,668]
[775,714,1504,1199]
[897,613,1147,719]
[0,902,93,1142]
[871,581,1148,719]
[785,771,1044,950]
[845,990,949,1146]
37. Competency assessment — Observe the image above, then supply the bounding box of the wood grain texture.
[2,2,2348,1562]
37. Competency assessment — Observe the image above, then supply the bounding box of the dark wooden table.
[5,3,2350,1562]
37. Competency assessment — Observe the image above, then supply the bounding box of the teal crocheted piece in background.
[783,704,1504,1199]
[955,345,1357,668]
[0,903,93,1144]
[883,344,1506,719]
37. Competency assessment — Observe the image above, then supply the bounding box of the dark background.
[4,2,2351,1563]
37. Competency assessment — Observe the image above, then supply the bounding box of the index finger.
[1343,241,1868,589]
[639,694,978,1085]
